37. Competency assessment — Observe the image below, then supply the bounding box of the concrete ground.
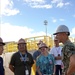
[5,67,14,75]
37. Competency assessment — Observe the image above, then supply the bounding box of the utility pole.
[44,20,48,36]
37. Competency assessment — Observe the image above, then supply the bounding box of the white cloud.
[51,18,64,22]
[1,0,20,16]
[23,0,70,8]
[59,18,65,21]
[57,2,70,8]
[71,27,75,36]
[65,2,70,6]
[56,2,64,8]
[24,0,45,4]
[51,0,70,8]
[73,14,75,17]
[52,18,57,23]
[23,0,52,9]
[51,0,62,4]
[31,4,52,9]
[1,23,45,42]
[53,19,57,23]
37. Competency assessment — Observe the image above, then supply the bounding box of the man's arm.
[55,56,62,60]
[9,53,16,73]
[67,54,75,75]
[36,66,42,75]
[9,64,15,72]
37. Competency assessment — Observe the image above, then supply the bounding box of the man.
[33,40,43,60]
[50,37,62,75]
[33,40,43,75]
[53,25,75,75]
[0,37,5,75]
[9,38,34,75]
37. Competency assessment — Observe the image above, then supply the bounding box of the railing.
[4,36,54,52]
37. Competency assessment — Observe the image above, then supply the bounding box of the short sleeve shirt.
[36,54,55,74]
[33,50,41,60]
[62,40,75,75]
[9,51,34,75]
[50,46,62,65]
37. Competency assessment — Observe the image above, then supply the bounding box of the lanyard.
[56,47,60,54]
[19,51,27,62]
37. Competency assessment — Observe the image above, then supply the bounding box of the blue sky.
[0,0,75,42]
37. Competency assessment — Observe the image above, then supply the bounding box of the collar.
[64,39,71,46]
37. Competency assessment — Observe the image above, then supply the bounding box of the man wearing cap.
[9,38,34,75]
[33,40,43,61]
[0,37,5,75]
[53,25,75,75]
[50,37,62,75]
[33,40,43,75]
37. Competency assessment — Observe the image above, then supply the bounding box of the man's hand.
[55,56,62,60]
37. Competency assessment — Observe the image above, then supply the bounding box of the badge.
[26,57,29,61]
[49,60,52,64]
[25,69,29,75]
[20,57,24,61]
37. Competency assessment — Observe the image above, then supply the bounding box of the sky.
[0,0,75,42]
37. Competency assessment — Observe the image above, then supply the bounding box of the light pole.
[44,20,48,36]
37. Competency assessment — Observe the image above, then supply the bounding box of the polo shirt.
[9,51,34,75]
[33,50,41,60]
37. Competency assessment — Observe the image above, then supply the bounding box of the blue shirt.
[33,50,41,60]
[0,57,4,75]
[36,54,55,74]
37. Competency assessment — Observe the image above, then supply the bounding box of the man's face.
[55,33,63,43]
[54,40,59,45]
[18,43,27,52]
[0,44,4,55]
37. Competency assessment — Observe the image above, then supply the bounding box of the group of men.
[0,25,75,75]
